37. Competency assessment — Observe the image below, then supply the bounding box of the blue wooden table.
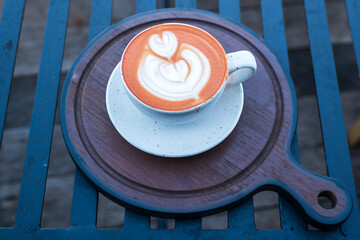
[1,0,360,239]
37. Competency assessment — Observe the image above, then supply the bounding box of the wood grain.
[61,10,351,225]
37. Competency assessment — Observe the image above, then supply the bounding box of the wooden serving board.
[60,9,352,227]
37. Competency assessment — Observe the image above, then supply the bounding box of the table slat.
[175,218,202,232]
[175,0,197,8]
[0,0,25,145]
[304,0,357,198]
[228,200,255,230]
[14,0,70,229]
[218,1,256,231]
[219,0,241,23]
[304,0,360,234]
[89,0,113,41]
[123,210,150,230]
[345,0,360,75]
[125,0,161,230]
[261,0,305,230]
[4,226,359,240]
[261,0,289,72]
[70,171,98,227]
[70,0,113,228]
[136,0,157,13]
[159,0,168,8]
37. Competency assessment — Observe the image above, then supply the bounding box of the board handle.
[270,158,353,228]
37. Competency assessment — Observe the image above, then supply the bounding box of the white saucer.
[105,63,244,158]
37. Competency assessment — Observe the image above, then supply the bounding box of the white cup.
[120,24,257,125]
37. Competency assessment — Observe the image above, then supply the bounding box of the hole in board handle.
[317,191,337,209]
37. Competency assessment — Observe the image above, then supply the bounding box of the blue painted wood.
[228,200,255,231]
[159,0,168,9]
[261,0,289,72]
[303,0,358,204]
[218,1,256,231]
[304,0,360,235]
[136,0,157,13]
[260,0,304,230]
[0,0,25,145]
[89,0,113,41]
[70,0,113,228]
[123,210,149,230]
[219,0,241,23]
[70,170,98,227]
[291,133,300,161]
[174,218,202,235]
[175,0,196,8]
[2,225,360,239]
[345,0,360,76]
[13,0,70,230]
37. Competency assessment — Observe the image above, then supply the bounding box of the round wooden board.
[61,9,352,226]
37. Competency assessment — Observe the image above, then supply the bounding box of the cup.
[120,23,257,124]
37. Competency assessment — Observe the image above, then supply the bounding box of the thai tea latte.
[121,23,228,111]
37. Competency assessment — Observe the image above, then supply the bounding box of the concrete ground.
[0,0,359,230]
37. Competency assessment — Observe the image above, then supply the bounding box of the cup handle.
[226,50,257,87]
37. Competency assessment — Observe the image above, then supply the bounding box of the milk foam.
[137,31,210,101]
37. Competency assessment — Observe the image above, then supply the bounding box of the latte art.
[148,31,177,60]
[138,31,211,101]
[121,23,228,111]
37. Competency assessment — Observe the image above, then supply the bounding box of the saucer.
[106,61,244,157]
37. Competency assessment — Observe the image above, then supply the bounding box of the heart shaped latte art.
[148,31,177,60]
[137,31,210,101]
